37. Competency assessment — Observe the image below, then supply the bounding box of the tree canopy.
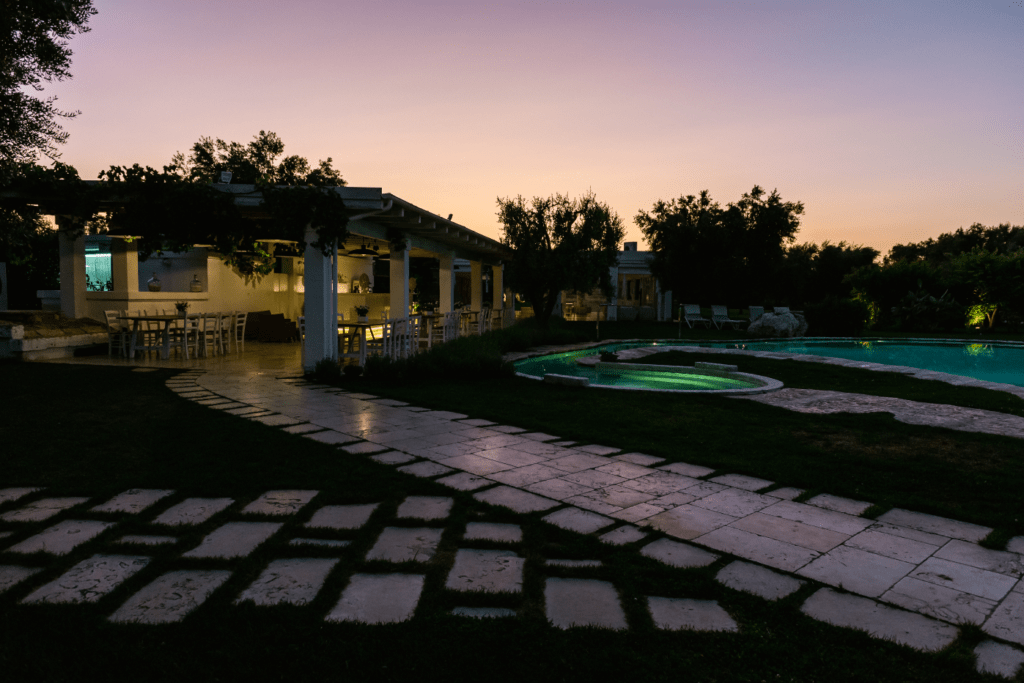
[498,192,624,327]
[885,223,1024,265]
[636,186,804,305]
[0,0,96,177]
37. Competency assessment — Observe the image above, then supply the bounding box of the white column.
[57,217,85,319]
[663,290,673,320]
[606,266,619,321]
[302,225,337,372]
[111,238,139,295]
[390,238,410,318]
[438,252,455,314]
[655,280,663,321]
[491,264,504,311]
[469,260,483,312]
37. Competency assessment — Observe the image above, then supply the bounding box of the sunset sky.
[44,0,1023,256]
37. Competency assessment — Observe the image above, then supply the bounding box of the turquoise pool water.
[514,347,760,391]
[516,339,1024,389]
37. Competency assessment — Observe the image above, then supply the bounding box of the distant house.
[561,242,673,322]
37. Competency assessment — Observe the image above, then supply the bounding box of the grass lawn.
[0,356,1020,681]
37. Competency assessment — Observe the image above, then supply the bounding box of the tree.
[886,223,1024,265]
[0,0,96,177]
[498,192,624,327]
[170,131,345,186]
[636,186,804,305]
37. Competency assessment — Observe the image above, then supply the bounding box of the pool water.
[514,348,760,392]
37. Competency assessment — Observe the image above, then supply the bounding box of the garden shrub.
[804,296,870,336]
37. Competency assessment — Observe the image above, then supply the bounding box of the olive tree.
[497,192,624,327]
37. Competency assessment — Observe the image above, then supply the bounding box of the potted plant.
[174,301,189,314]
[355,305,370,322]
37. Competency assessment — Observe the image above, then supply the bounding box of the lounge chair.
[681,304,711,329]
[710,305,745,330]
[774,306,790,315]
[748,306,765,323]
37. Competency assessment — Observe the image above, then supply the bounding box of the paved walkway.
[5,345,1024,678]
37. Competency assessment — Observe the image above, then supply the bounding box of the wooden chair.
[103,310,129,358]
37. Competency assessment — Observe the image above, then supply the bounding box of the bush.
[804,297,871,336]
[890,286,966,332]
[311,358,342,382]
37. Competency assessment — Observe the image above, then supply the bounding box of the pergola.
[44,183,512,372]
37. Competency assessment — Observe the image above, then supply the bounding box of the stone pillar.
[302,225,337,372]
[390,238,410,318]
[57,216,85,319]
[492,264,504,311]
[438,252,455,314]
[470,260,483,312]
[111,238,139,294]
[606,266,619,321]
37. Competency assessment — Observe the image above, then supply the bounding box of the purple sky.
[45,0,1023,255]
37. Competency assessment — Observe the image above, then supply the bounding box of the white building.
[561,242,673,322]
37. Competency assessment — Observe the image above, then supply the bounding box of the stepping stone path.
[182,522,282,559]
[464,522,522,543]
[306,504,378,529]
[8,520,113,555]
[545,578,627,630]
[242,490,318,516]
[23,555,149,604]
[366,527,443,563]
[327,573,424,624]
[92,489,174,514]
[109,570,232,624]
[236,558,339,606]
[647,597,738,632]
[2,497,89,522]
[445,549,524,592]
[153,498,234,526]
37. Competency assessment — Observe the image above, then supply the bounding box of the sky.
[43,0,1023,256]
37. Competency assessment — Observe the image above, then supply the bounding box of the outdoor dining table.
[118,313,197,360]
[418,312,440,349]
[338,320,381,367]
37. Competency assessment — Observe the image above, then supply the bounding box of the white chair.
[198,312,221,357]
[478,306,492,335]
[169,311,200,359]
[233,311,248,352]
[681,304,711,329]
[710,305,745,330]
[103,310,129,358]
[217,311,234,353]
[749,306,765,323]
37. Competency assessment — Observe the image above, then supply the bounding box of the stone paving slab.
[843,528,941,564]
[304,430,357,445]
[877,508,992,543]
[0,488,41,505]
[806,494,872,516]
[474,486,559,513]
[615,453,665,467]
[709,474,773,491]
[624,472,702,497]
[542,507,615,534]
[765,487,804,500]
[116,535,177,546]
[452,606,516,619]
[464,522,522,543]
[439,454,514,476]
[182,522,282,559]
[647,596,738,632]
[0,565,43,594]
[984,592,1024,646]
[370,451,417,465]
[546,452,609,473]
[489,425,527,434]
[91,489,175,514]
[281,423,326,434]
[802,588,960,652]
[564,494,621,516]
[366,527,443,563]
[612,503,667,524]
[933,539,1024,577]
[716,560,804,601]
[641,538,718,568]
[798,545,915,598]
[545,578,627,630]
[909,557,1017,601]
[397,496,453,521]
[550,441,577,447]
[209,402,250,410]
[692,488,779,518]
[731,512,849,553]
[306,504,378,530]
[445,549,524,593]
[697,526,820,573]
[761,500,872,536]
[242,490,318,516]
[865,521,951,547]
[289,538,351,548]
[599,525,648,546]
[153,498,233,526]
[252,414,304,426]
[477,447,549,468]
[436,472,492,491]
[224,406,269,416]
[397,461,455,478]
[327,573,425,623]
[342,441,390,455]
[644,504,737,540]
[574,444,621,456]
[487,463,564,487]
[882,576,997,625]
[7,520,113,555]
[1009,537,1024,555]
[1,497,89,522]
[658,461,714,477]
[236,558,339,606]
[109,570,231,624]
[974,640,1024,679]
[594,461,656,480]
[519,432,559,442]
[22,554,150,604]
[559,469,627,489]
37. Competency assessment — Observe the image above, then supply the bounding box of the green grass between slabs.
[0,362,1011,681]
